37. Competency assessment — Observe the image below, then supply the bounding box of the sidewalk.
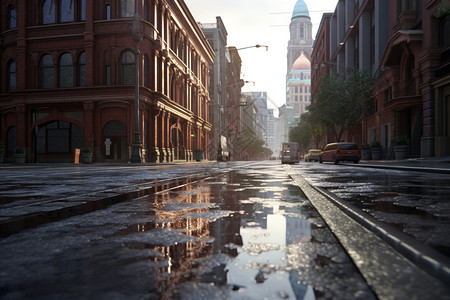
[347,156,450,174]
[0,161,220,237]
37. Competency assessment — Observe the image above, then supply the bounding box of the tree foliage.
[310,67,374,142]
[235,128,272,160]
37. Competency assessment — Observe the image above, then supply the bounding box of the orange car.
[319,142,360,164]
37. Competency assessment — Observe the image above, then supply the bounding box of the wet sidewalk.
[0,161,221,237]
[347,156,450,174]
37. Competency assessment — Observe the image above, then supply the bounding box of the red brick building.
[311,0,449,158]
[0,0,214,163]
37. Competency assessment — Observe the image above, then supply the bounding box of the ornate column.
[159,110,166,162]
[149,108,160,162]
[165,112,173,162]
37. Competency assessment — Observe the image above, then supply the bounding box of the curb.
[343,162,450,174]
[286,166,450,296]
[315,186,450,286]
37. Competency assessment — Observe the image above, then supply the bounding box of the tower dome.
[292,52,311,70]
[292,0,310,20]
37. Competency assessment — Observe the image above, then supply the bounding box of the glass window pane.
[47,129,70,153]
[8,61,17,91]
[59,53,73,88]
[121,51,135,84]
[80,0,86,21]
[60,0,74,22]
[9,6,17,29]
[121,0,135,17]
[42,0,56,24]
[122,65,134,84]
[122,51,135,64]
[41,55,55,88]
[106,5,111,20]
[78,52,86,86]
[105,65,111,85]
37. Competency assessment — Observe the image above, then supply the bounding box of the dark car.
[319,142,360,164]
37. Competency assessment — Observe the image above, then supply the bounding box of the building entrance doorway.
[103,121,127,161]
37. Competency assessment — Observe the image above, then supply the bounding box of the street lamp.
[216,44,267,162]
[217,80,254,162]
[130,0,143,163]
[235,44,269,51]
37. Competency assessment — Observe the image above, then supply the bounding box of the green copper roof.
[292,0,310,20]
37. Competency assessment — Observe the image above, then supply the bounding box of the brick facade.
[1,0,214,163]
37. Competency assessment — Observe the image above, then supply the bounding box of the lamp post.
[130,1,143,163]
[216,44,267,162]
[217,80,254,162]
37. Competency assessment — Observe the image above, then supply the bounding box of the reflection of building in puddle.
[286,216,311,244]
[132,182,243,294]
[241,201,273,229]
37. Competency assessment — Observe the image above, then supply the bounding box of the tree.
[235,128,272,160]
[289,119,311,153]
[311,67,373,142]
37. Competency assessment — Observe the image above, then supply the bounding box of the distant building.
[284,0,313,143]
[0,0,213,163]
[242,92,269,143]
[199,18,243,161]
[287,0,314,68]
[286,52,311,118]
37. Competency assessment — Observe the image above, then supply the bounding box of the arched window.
[59,53,74,88]
[121,0,135,18]
[42,0,56,24]
[121,51,135,85]
[8,60,17,91]
[60,0,74,22]
[78,52,86,86]
[37,121,83,154]
[41,54,55,88]
[8,5,17,29]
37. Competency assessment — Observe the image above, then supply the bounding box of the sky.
[184,0,338,113]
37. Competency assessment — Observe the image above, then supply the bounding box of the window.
[299,25,305,39]
[105,65,111,85]
[8,60,17,91]
[121,51,135,84]
[60,0,74,22]
[42,0,56,24]
[8,5,17,29]
[121,0,135,18]
[79,0,86,21]
[59,53,74,88]
[41,54,55,88]
[78,52,86,87]
[106,4,111,20]
[440,18,450,47]
[37,121,83,154]
[144,55,149,88]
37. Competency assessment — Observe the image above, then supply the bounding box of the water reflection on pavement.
[0,162,373,299]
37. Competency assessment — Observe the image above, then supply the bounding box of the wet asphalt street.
[1,161,450,299]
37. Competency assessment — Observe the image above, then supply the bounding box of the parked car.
[319,142,360,164]
[304,149,321,162]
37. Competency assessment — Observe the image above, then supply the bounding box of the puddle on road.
[110,168,373,299]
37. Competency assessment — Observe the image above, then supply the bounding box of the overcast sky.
[184,0,338,112]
